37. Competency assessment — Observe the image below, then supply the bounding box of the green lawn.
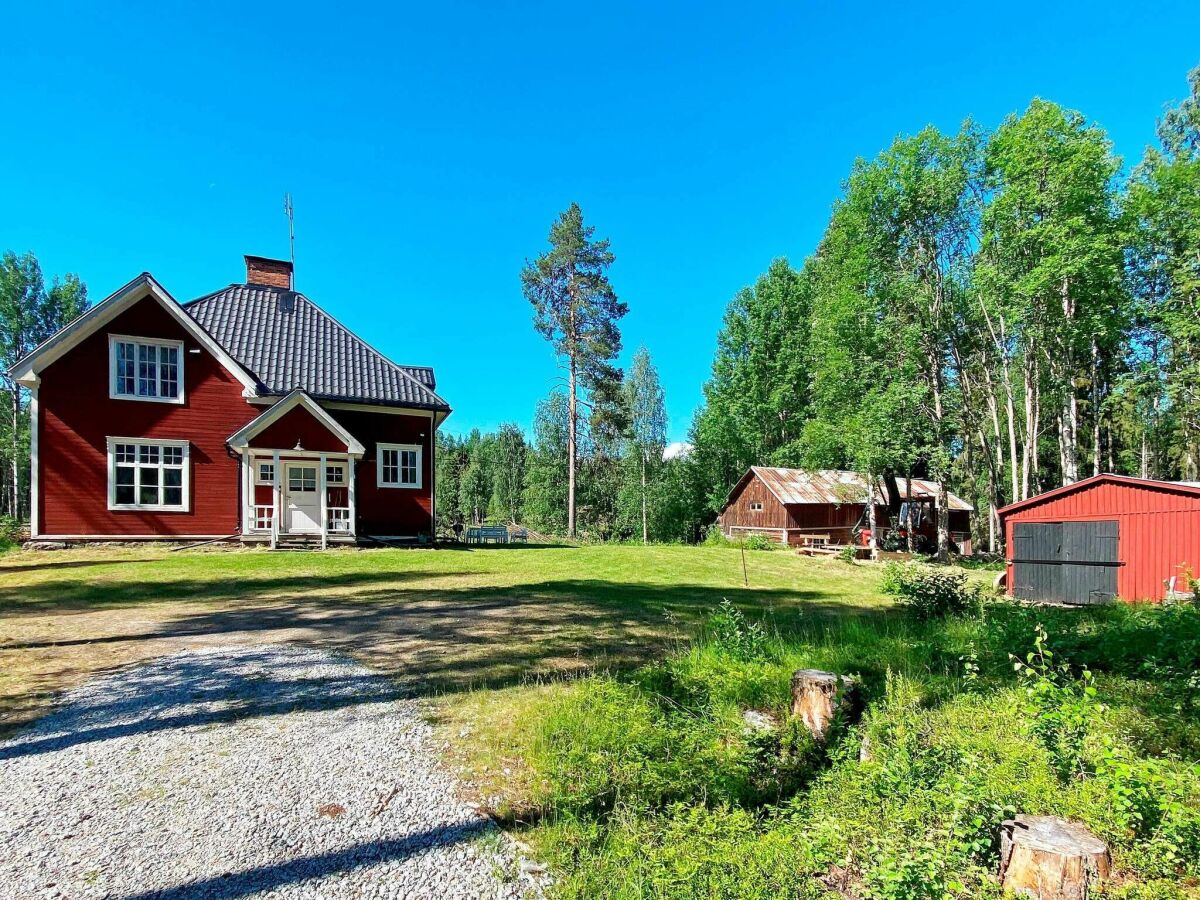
[0,542,888,736]
[6,543,1192,898]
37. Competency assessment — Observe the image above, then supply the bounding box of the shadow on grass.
[0,565,889,737]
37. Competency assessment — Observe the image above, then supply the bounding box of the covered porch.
[242,449,358,548]
[228,389,366,548]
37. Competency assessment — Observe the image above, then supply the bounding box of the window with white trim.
[377,443,421,488]
[256,461,275,485]
[325,463,345,484]
[749,501,763,512]
[110,336,184,403]
[108,439,189,510]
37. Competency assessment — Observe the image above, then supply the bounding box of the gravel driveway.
[0,646,530,899]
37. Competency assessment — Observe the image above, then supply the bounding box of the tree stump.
[790,669,861,741]
[999,815,1111,900]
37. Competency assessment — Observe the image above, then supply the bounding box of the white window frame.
[325,462,345,485]
[256,460,275,485]
[109,334,185,404]
[377,442,422,489]
[749,501,763,512]
[106,437,191,512]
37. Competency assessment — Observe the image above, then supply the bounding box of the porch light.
[294,439,303,451]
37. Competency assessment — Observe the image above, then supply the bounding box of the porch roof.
[228,388,365,456]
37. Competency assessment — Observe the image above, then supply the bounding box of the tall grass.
[512,601,1200,899]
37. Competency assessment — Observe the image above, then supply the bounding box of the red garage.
[998,474,1200,604]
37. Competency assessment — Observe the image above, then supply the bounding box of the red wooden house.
[717,467,973,551]
[8,255,451,546]
[998,473,1200,603]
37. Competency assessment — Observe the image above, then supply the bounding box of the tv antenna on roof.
[283,192,295,283]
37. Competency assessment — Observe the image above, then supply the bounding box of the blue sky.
[3,2,1198,441]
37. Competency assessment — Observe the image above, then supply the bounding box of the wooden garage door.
[1013,521,1119,605]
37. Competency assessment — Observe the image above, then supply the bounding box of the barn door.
[1061,520,1119,605]
[1012,523,1062,603]
[1012,520,1118,605]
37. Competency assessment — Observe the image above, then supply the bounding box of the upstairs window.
[378,443,421,488]
[110,335,184,403]
[749,501,763,512]
[108,438,189,511]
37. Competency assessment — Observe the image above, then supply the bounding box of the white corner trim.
[29,386,39,537]
[377,442,423,489]
[228,389,366,456]
[107,334,186,404]
[7,273,259,395]
[106,436,191,512]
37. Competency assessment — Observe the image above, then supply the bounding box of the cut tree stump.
[999,815,1111,900]
[790,669,861,741]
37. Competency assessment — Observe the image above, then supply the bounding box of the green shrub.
[0,515,19,548]
[839,543,858,564]
[742,534,775,551]
[706,600,770,662]
[703,525,731,546]
[881,563,984,620]
[1010,624,1101,780]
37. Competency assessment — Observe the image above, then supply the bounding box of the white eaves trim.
[228,388,366,456]
[7,272,260,395]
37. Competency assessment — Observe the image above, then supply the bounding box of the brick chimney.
[244,255,293,289]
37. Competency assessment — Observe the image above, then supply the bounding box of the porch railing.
[327,507,352,533]
[253,505,275,531]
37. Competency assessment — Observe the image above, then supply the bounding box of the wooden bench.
[466,525,510,545]
[510,527,528,543]
[796,533,837,556]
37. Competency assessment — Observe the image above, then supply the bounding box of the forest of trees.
[2,68,1196,549]
[439,66,1200,550]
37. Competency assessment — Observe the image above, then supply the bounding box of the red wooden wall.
[327,408,434,536]
[248,406,352,453]
[39,296,256,536]
[1001,479,1200,601]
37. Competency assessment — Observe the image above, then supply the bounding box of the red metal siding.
[1002,480,1200,601]
[248,406,350,453]
[326,408,435,536]
[38,296,256,536]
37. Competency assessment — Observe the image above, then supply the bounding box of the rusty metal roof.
[748,467,973,511]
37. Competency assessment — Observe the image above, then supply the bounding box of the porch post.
[347,454,357,537]
[319,452,328,551]
[242,452,253,536]
[271,450,281,549]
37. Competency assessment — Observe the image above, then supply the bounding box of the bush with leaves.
[742,534,776,551]
[1011,624,1101,781]
[880,563,984,620]
[707,600,770,662]
[0,515,20,546]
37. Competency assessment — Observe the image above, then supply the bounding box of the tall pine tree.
[522,204,627,537]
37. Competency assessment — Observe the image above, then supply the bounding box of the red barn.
[717,467,973,550]
[998,474,1200,603]
[8,255,451,546]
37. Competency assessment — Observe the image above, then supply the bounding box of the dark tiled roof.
[184,284,449,411]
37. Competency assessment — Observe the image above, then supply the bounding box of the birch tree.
[0,252,87,520]
[621,347,667,543]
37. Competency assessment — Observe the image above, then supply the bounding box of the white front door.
[285,464,321,534]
